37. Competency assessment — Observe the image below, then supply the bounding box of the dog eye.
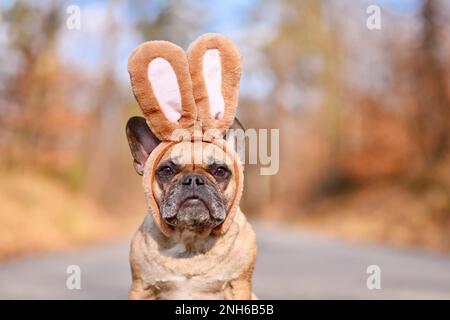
[213,166,229,178]
[159,166,174,177]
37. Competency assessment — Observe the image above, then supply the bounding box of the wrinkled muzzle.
[161,172,227,231]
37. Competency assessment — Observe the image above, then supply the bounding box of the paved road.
[1,221,450,299]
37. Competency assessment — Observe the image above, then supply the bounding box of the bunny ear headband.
[128,34,244,237]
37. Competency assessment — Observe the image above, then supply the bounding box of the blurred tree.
[1,1,64,168]
[264,0,345,210]
[86,0,124,199]
[131,0,205,47]
[410,0,449,164]
[3,1,61,104]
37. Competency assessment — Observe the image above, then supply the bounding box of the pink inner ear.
[148,58,182,123]
[202,49,225,120]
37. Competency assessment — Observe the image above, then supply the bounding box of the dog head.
[127,117,243,234]
[126,34,244,237]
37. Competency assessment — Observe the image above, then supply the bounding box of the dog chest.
[153,274,232,299]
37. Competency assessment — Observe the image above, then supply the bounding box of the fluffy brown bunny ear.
[187,34,241,137]
[128,41,197,141]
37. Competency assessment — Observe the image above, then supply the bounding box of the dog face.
[153,141,236,232]
[126,117,237,234]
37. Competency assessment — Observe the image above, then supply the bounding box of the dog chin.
[163,197,224,232]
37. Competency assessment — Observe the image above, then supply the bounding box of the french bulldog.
[125,33,257,300]
[126,117,257,300]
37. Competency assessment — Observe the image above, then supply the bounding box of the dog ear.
[229,117,245,131]
[187,34,241,136]
[223,117,246,153]
[223,116,245,138]
[126,116,160,175]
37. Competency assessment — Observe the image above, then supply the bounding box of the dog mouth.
[179,196,207,210]
[163,196,223,231]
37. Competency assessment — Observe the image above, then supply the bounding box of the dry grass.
[288,182,450,252]
[0,169,143,260]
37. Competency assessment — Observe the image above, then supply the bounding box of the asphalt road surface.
[1,221,450,299]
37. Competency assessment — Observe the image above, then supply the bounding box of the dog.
[125,34,257,300]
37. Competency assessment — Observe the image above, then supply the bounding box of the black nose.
[182,173,205,186]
